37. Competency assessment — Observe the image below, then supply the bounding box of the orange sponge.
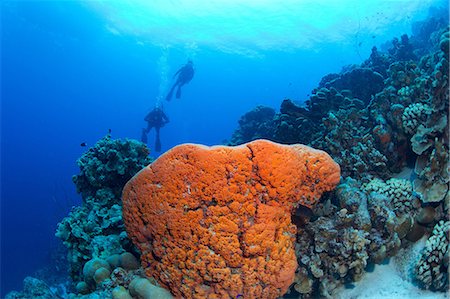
[122,140,340,298]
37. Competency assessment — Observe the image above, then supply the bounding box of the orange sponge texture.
[122,140,340,298]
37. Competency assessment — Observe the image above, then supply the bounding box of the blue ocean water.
[0,0,448,296]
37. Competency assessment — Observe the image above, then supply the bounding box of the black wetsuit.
[166,61,195,101]
[141,108,169,152]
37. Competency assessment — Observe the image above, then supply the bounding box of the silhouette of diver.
[141,105,169,152]
[166,60,195,101]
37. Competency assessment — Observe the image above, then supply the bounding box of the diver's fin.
[176,86,182,99]
[166,84,176,101]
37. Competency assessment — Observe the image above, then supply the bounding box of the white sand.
[334,238,449,299]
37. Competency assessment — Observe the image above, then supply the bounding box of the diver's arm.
[173,67,183,78]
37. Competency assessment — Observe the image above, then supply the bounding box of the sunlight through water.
[85,0,435,53]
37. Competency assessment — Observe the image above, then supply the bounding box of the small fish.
[108,128,112,134]
[236,295,243,299]
[80,142,87,147]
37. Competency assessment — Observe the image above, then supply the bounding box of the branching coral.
[122,140,340,299]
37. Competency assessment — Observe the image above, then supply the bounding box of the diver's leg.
[141,128,148,144]
[155,127,162,152]
[175,84,182,99]
[141,125,151,143]
[145,123,152,132]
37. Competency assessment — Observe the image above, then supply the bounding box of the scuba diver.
[165,60,195,101]
[141,104,169,152]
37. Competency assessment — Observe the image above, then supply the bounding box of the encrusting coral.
[122,139,340,299]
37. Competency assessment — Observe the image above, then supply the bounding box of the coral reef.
[229,105,276,145]
[363,178,416,215]
[56,135,151,282]
[122,140,340,298]
[228,22,449,297]
[272,99,319,145]
[310,106,391,179]
[230,26,448,185]
[5,277,63,299]
[402,103,431,135]
[317,67,384,104]
[409,30,449,204]
[389,34,417,62]
[292,178,410,298]
[128,277,173,299]
[72,135,151,200]
[8,11,448,299]
[66,254,172,298]
[361,46,393,78]
[415,220,449,291]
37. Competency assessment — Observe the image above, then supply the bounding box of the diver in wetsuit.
[165,60,195,101]
[141,105,169,152]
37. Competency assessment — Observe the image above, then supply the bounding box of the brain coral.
[122,139,340,299]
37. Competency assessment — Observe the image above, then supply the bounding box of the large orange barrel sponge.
[122,139,340,298]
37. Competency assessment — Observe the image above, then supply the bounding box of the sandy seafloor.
[334,237,449,299]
